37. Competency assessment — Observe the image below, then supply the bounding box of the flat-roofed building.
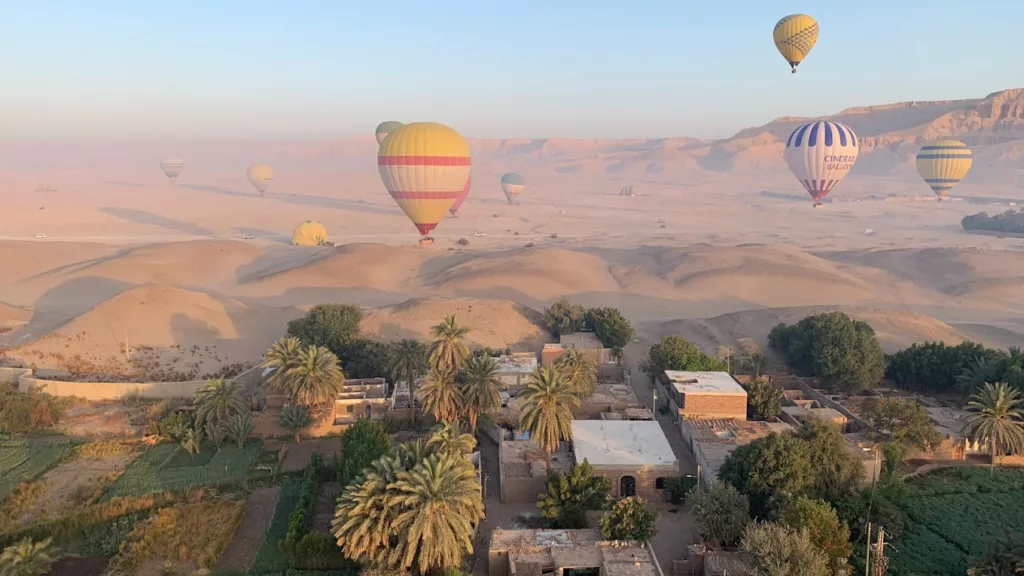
[488,529,664,576]
[570,420,678,499]
[495,353,539,392]
[333,378,389,425]
[660,371,747,427]
[681,418,793,486]
[541,332,611,367]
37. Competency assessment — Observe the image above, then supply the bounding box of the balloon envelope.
[500,172,525,205]
[449,176,472,216]
[378,122,471,236]
[247,164,274,195]
[784,121,859,204]
[773,14,819,73]
[375,121,404,146]
[916,140,972,198]
[160,157,184,182]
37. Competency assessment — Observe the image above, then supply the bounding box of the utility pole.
[872,528,888,576]
[864,522,872,576]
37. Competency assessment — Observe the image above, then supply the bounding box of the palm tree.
[428,315,471,372]
[388,339,429,422]
[554,349,598,398]
[333,451,412,568]
[427,422,477,455]
[421,366,462,425]
[285,345,345,406]
[262,336,304,394]
[518,366,579,464]
[461,354,502,431]
[278,404,312,442]
[963,382,1024,466]
[957,357,997,394]
[194,378,248,431]
[0,537,54,576]
[389,452,485,574]
[220,412,254,449]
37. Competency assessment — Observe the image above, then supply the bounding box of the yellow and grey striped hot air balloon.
[375,121,403,146]
[378,122,470,237]
[916,140,972,199]
[773,14,819,73]
[246,164,274,195]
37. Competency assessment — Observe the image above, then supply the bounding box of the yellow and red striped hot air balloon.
[378,122,471,236]
[449,176,471,217]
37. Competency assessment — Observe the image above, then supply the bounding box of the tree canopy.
[962,209,1024,234]
[885,340,993,393]
[599,497,658,542]
[584,307,635,350]
[688,481,751,547]
[768,312,885,392]
[746,377,783,421]
[542,298,586,337]
[537,460,611,529]
[778,496,852,573]
[287,303,363,353]
[640,336,726,379]
[336,419,393,487]
[860,397,943,451]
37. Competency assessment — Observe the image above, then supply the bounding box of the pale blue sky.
[2,0,1022,139]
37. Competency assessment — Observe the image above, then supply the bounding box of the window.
[655,477,666,490]
[346,405,354,413]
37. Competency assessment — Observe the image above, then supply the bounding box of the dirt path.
[215,486,281,573]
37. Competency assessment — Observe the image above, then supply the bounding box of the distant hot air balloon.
[784,120,859,206]
[375,121,404,146]
[246,164,274,196]
[378,122,471,237]
[449,176,472,217]
[620,185,636,197]
[160,157,184,183]
[500,173,525,205]
[916,140,972,200]
[773,14,819,74]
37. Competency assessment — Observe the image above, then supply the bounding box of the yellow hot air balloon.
[378,122,470,237]
[247,164,274,195]
[291,220,328,246]
[916,140,972,199]
[773,14,819,73]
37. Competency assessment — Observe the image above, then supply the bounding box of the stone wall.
[13,364,265,401]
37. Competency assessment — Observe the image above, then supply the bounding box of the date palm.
[461,354,502,431]
[194,378,248,431]
[421,366,462,425]
[388,339,428,422]
[277,404,312,443]
[963,382,1024,466]
[554,348,598,398]
[220,412,254,449]
[428,314,470,372]
[957,357,997,395]
[518,366,579,464]
[0,537,54,576]
[427,422,477,455]
[262,336,304,395]
[285,344,345,407]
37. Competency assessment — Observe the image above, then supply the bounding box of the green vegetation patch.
[250,477,303,575]
[0,435,73,499]
[105,440,261,499]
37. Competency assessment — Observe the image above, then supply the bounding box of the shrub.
[537,460,611,529]
[745,377,782,421]
[599,497,657,542]
[640,336,725,380]
[542,298,585,336]
[583,307,634,350]
[663,476,698,505]
[688,481,750,547]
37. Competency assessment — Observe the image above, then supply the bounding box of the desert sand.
[1,88,1023,379]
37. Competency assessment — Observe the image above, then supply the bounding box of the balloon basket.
[812,203,822,208]
[418,237,434,246]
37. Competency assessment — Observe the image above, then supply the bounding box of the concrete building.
[541,332,611,367]
[681,418,794,486]
[660,371,747,426]
[495,353,539,392]
[780,404,849,431]
[488,529,663,576]
[499,439,573,503]
[570,420,678,499]
[333,378,389,425]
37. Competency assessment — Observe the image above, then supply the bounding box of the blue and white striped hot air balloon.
[784,120,859,206]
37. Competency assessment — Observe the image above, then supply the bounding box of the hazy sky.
[2,0,1022,140]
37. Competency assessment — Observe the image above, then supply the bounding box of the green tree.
[963,382,1024,465]
[0,537,54,576]
[860,397,943,451]
[542,297,585,336]
[262,336,305,396]
[640,336,726,380]
[338,338,393,380]
[746,377,783,421]
[885,340,992,393]
[460,354,502,432]
[427,422,477,456]
[794,417,865,505]
[285,345,346,407]
[554,348,598,398]
[428,315,471,372]
[537,460,611,529]
[194,378,248,432]
[778,496,852,574]
[518,366,580,464]
[287,303,363,354]
[584,307,635,350]
[768,312,885,392]
[718,432,811,518]
[220,412,254,449]
[599,496,658,542]
[687,481,751,547]
[958,356,1002,395]
[388,338,429,424]
[278,404,312,442]
[741,521,830,576]
[421,366,463,426]
[180,427,201,457]
[337,419,393,486]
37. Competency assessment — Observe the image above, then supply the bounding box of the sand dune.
[240,243,429,293]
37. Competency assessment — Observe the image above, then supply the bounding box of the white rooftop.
[571,420,678,468]
[664,371,745,396]
[495,354,538,374]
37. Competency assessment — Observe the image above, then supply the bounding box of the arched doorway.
[620,475,636,498]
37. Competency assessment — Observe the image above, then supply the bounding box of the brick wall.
[680,394,746,420]
[590,464,678,500]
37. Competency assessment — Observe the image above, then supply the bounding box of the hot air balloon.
[500,173,525,205]
[620,185,636,197]
[375,121,404,146]
[160,157,184,183]
[773,14,819,73]
[916,140,972,200]
[378,122,471,238]
[449,176,472,217]
[246,164,274,196]
[784,120,859,206]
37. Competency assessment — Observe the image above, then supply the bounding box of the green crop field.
[889,467,1024,575]
[105,441,261,499]
[0,436,73,499]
